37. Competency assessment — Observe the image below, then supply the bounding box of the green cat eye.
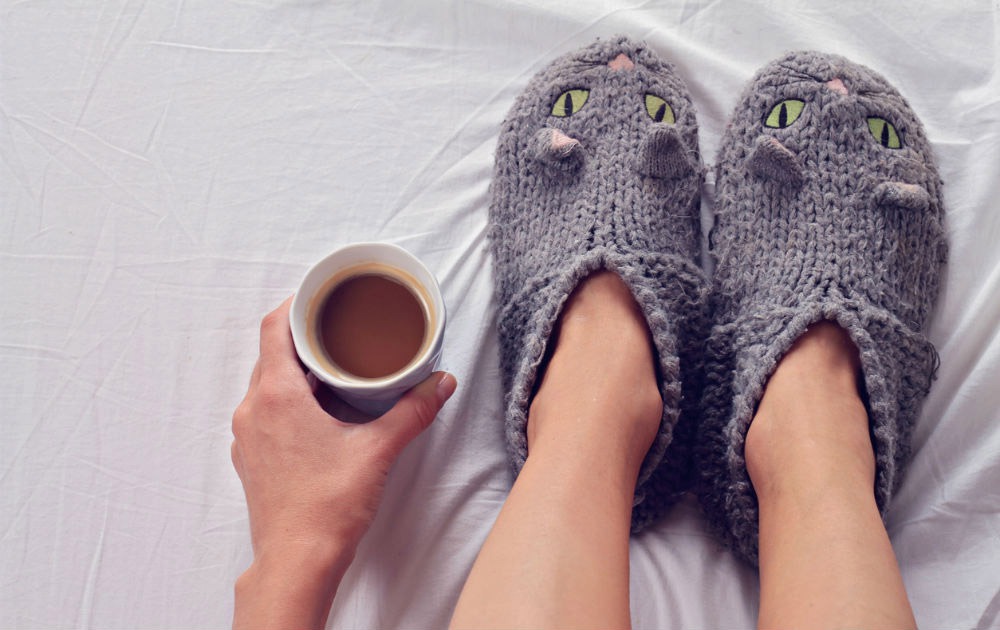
[764,99,805,128]
[551,89,590,117]
[644,94,675,124]
[867,117,901,149]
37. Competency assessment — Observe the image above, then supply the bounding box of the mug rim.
[289,242,446,393]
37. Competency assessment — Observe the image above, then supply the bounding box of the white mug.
[289,242,446,416]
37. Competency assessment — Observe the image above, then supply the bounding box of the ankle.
[745,322,875,502]
[527,271,662,475]
[764,321,862,395]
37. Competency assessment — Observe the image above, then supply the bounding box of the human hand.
[231,297,456,629]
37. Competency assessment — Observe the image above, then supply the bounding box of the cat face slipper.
[489,36,709,530]
[697,51,948,563]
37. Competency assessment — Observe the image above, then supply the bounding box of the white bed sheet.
[3,1,999,628]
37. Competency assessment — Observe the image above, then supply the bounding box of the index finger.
[258,296,303,378]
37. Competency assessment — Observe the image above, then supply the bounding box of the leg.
[746,321,916,629]
[450,272,662,629]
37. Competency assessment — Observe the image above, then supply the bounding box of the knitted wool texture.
[489,36,709,530]
[697,51,948,564]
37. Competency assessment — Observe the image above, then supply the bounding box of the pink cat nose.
[826,77,849,95]
[608,53,635,71]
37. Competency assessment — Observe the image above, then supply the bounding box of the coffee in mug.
[290,243,446,416]
[309,263,431,380]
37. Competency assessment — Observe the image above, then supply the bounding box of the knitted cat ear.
[637,125,695,179]
[748,135,804,187]
[875,181,930,211]
[531,127,584,171]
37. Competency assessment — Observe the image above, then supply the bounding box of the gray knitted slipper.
[489,36,709,531]
[697,51,948,563]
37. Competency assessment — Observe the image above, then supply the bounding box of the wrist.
[254,534,355,575]
[234,538,356,630]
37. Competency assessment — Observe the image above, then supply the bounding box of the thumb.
[370,371,457,460]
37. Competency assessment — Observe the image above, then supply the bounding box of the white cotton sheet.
[2,1,998,627]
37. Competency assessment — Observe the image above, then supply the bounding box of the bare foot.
[450,271,661,630]
[745,320,873,499]
[527,270,662,477]
[745,321,915,628]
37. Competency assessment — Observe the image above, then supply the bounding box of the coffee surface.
[318,273,427,379]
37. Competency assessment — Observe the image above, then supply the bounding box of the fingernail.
[436,372,457,404]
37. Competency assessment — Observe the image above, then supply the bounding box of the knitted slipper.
[489,35,709,531]
[697,51,948,563]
